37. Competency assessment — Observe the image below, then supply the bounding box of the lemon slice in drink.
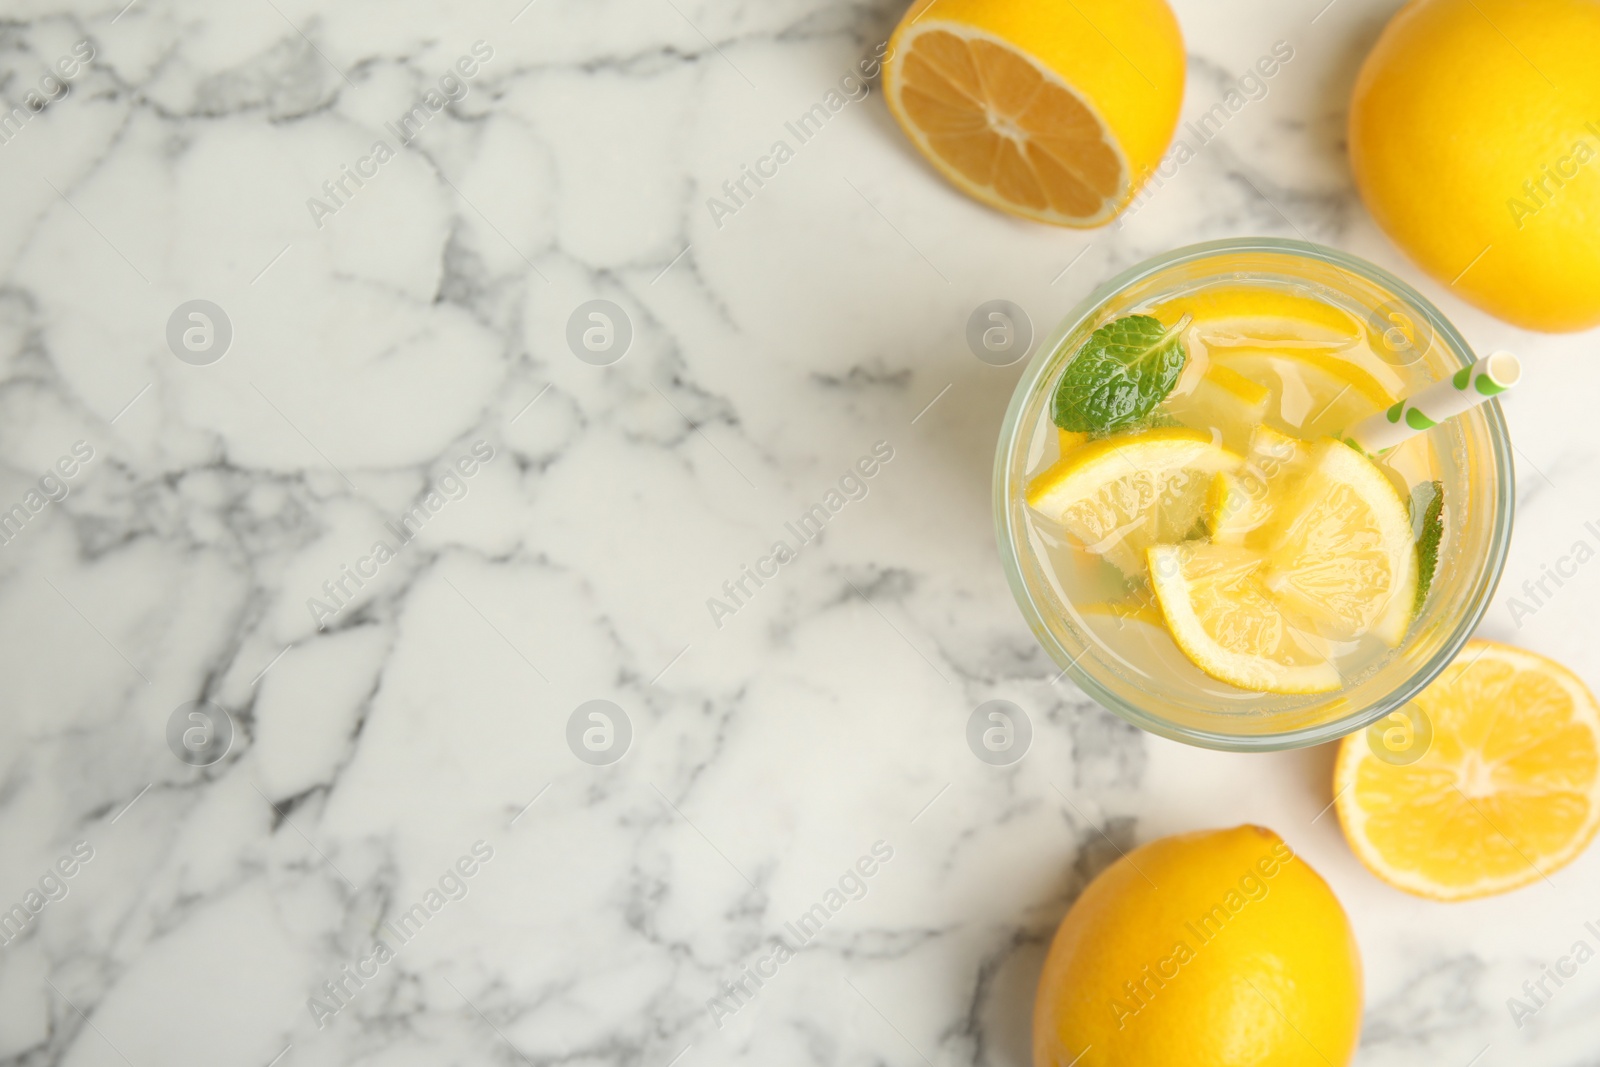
[1154,285,1365,339]
[1026,428,1240,577]
[1079,584,1165,628]
[1210,349,1395,441]
[1148,542,1340,693]
[1056,427,1088,456]
[1151,441,1416,693]
[1154,284,1399,437]
[1161,363,1270,453]
[1207,426,1311,544]
[1263,440,1416,645]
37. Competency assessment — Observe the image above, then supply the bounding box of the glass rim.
[992,236,1516,752]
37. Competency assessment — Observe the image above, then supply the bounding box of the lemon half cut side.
[884,0,1185,227]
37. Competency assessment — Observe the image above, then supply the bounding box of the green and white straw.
[1345,351,1522,454]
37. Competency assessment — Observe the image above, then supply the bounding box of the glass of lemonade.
[994,238,1514,750]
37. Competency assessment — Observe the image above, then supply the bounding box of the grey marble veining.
[0,1,1597,1065]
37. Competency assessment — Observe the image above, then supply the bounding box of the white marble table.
[2,0,1598,1064]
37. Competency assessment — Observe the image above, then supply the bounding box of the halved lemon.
[1148,542,1340,694]
[1335,640,1600,901]
[1026,428,1240,577]
[883,0,1185,227]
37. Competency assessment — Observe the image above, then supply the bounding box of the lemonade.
[995,241,1514,748]
[1024,285,1431,693]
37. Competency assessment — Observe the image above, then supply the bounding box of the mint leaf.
[1052,315,1188,434]
[1410,480,1444,614]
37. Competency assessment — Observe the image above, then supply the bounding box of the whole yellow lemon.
[1349,0,1600,332]
[1034,825,1362,1067]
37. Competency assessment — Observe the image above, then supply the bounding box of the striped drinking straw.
[1345,351,1522,454]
